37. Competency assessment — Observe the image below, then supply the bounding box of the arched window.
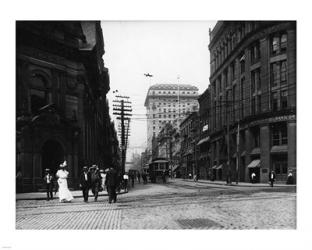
[29,72,51,114]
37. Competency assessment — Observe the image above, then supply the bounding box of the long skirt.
[58,178,74,202]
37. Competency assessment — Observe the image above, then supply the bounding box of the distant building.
[180,112,200,179]
[16,21,119,192]
[197,88,210,180]
[144,83,199,151]
[208,21,296,183]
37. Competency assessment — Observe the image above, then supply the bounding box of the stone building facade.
[144,84,199,151]
[16,21,119,192]
[180,112,200,179]
[208,21,296,183]
[197,88,210,180]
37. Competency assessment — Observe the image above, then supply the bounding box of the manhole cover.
[176,218,222,229]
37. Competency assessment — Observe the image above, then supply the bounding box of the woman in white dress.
[56,161,74,202]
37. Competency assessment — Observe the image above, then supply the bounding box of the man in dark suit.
[105,167,118,203]
[80,166,91,202]
[269,170,276,187]
[43,168,54,201]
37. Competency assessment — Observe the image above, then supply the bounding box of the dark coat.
[80,171,91,188]
[105,169,118,187]
[269,172,276,181]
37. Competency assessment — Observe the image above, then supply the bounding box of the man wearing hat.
[80,166,91,202]
[43,168,54,201]
[89,164,102,202]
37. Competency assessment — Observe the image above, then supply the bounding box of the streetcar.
[148,158,169,183]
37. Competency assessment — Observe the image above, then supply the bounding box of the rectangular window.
[280,61,287,85]
[241,77,245,118]
[271,33,287,55]
[240,56,245,74]
[231,62,236,81]
[257,69,261,91]
[251,71,256,94]
[272,123,288,145]
[281,90,288,109]
[257,95,261,113]
[280,33,287,53]
[272,92,278,111]
[251,96,256,115]
[271,63,279,87]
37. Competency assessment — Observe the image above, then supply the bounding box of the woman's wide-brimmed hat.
[59,161,67,168]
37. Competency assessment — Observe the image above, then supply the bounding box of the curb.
[16,190,129,201]
[180,179,296,188]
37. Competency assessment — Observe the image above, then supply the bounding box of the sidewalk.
[174,178,296,188]
[16,188,129,201]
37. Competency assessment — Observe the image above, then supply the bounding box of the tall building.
[16,21,119,192]
[144,83,199,151]
[208,21,296,183]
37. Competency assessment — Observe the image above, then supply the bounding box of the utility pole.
[236,122,240,184]
[226,101,231,184]
[113,95,132,175]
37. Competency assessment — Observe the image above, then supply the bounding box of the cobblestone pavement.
[16,180,296,229]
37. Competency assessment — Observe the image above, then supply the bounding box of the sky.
[101,21,217,159]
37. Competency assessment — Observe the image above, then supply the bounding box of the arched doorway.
[41,140,64,175]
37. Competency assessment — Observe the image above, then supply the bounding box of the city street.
[16,179,296,229]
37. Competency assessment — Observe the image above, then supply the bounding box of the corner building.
[16,21,118,192]
[208,21,296,183]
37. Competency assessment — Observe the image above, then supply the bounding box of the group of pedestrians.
[42,161,120,204]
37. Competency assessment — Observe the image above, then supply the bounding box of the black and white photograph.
[15,20,296,230]
[1,0,312,249]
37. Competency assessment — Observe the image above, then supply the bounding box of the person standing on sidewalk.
[251,172,256,184]
[130,173,135,188]
[43,168,54,201]
[123,172,129,191]
[269,170,276,187]
[105,167,118,203]
[137,172,141,184]
[80,166,91,202]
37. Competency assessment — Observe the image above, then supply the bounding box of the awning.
[250,147,261,155]
[212,165,217,169]
[216,164,223,170]
[271,145,288,153]
[241,151,246,157]
[152,160,168,163]
[197,136,210,146]
[247,159,261,168]
[171,164,179,172]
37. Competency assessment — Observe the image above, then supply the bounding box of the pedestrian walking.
[56,161,73,203]
[89,165,102,202]
[43,168,54,201]
[105,167,118,203]
[269,170,276,187]
[251,172,256,184]
[130,173,135,188]
[100,169,106,191]
[80,166,91,202]
[162,170,166,183]
[142,172,147,184]
[123,173,129,191]
[137,172,141,183]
